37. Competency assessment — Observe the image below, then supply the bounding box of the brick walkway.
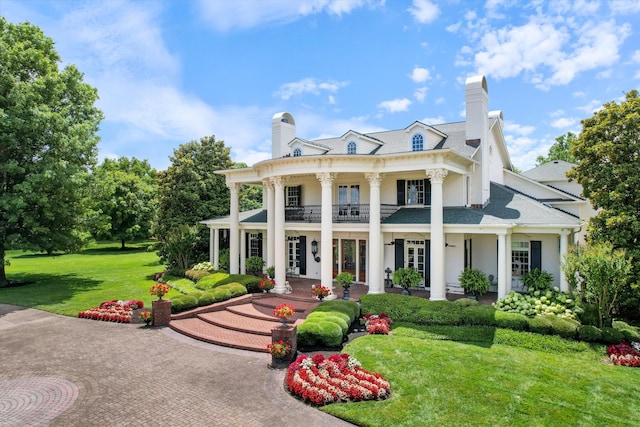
[0,303,353,426]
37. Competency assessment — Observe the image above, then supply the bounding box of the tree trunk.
[121,239,126,250]
[0,246,7,287]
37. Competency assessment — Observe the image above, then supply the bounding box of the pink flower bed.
[78,300,144,323]
[286,353,391,406]
[607,341,640,367]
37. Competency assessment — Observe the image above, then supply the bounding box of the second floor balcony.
[284,204,399,223]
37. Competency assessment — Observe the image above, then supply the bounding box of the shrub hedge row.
[298,300,360,349]
[360,294,637,345]
[195,273,262,293]
[170,282,247,313]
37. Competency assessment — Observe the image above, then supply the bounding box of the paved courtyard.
[0,303,353,426]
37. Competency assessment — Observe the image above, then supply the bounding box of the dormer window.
[412,134,424,151]
[293,148,301,157]
[347,141,357,154]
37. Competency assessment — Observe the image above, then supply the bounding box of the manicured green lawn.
[323,324,640,426]
[0,241,176,316]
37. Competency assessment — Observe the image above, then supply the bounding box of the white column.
[426,169,448,300]
[317,172,335,292]
[264,179,275,270]
[213,228,220,269]
[559,230,570,291]
[240,229,247,274]
[506,232,512,294]
[272,176,287,293]
[228,182,241,274]
[497,231,507,299]
[209,227,215,264]
[366,173,384,294]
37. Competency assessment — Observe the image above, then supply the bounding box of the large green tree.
[0,18,102,286]
[154,135,234,268]
[536,132,578,165]
[89,157,157,249]
[235,162,262,211]
[568,90,640,287]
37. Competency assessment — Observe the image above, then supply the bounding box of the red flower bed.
[607,341,640,367]
[286,353,391,406]
[78,300,143,323]
[363,313,392,335]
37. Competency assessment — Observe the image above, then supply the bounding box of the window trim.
[412,133,424,151]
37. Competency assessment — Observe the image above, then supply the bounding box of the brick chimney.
[465,76,490,207]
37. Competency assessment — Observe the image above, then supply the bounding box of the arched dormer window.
[347,141,357,154]
[412,134,424,151]
[293,148,301,157]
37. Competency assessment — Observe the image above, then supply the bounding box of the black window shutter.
[394,239,404,270]
[424,240,431,286]
[531,241,542,270]
[424,178,431,205]
[245,233,250,259]
[297,185,302,206]
[257,233,263,258]
[397,180,406,206]
[299,236,307,275]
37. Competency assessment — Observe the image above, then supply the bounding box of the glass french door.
[342,240,356,276]
[406,240,426,286]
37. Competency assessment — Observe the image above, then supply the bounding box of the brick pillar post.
[270,325,297,368]
[152,300,172,326]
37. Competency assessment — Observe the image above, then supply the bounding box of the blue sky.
[3,0,640,171]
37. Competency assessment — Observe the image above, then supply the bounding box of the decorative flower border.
[607,341,640,367]
[78,299,144,323]
[286,353,391,406]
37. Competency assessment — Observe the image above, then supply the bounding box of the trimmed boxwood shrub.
[461,305,497,326]
[494,311,529,331]
[198,292,216,306]
[298,321,343,348]
[310,300,360,322]
[223,282,248,298]
[170,283,247,313]
[185,269,210,282]
[170,295,199,313]
[578,325,602,342]
[306,312,349,335]
[600,327,625,344]
[527,315,554,335]
[545,315,579,339]
[211,288,232,301]
[453,298,480,307]
[195,273,230,290]
[215,274,262,293]
[612,320,640,341]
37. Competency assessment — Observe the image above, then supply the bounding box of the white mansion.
[203,76,589,300]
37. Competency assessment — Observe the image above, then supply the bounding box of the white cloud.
[446,22,461,33]
[609,0,640,14]
[409,67,431,83]
[435,97,445,105]
[378,98,412,113]
[196,0,384,31]
[575,99,603,115]
[274,78,349,100]
[420,115,445,125]
[414,87,428,102]
[632,50,640,63]
[408,0,439,24]
[550,117,578,129]
[504,121,536,136]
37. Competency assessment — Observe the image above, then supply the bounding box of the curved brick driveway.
[0,304,353,426]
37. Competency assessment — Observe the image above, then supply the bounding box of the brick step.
[199,308,282,335]
[226,303,282,322]
[169,318,272,353]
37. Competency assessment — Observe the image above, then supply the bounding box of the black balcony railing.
[284,204,399,223]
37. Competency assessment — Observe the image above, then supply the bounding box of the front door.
[405,239,430,288]
[342,240,356,276]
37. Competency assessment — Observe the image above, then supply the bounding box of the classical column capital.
[365,172,384,186]
[270,175,288,188]
[425,168,448,183]
[316,172,336,186]
[226,182,242,193]
[262,178,273,190]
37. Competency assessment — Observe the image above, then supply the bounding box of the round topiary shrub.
[546,315,579,339]
[188,290,204,300]
[578,325,602,342]
[179,295,199,312]
[297,320,344,348]
[171,297,185,314]
[453,298,480,307]
[211,288,232,301]
[612,320,640,341]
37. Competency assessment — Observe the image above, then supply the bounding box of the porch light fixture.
[311,240,320,262]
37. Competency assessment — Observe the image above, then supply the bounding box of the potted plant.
[139,310,153,326]
[458,268,490,299]
[150,283,172,326]
[258,277,275,293]
[273,303,295,328]
[267,340,291,359]
[521,268,553,293]
[392,267,422,295]
[246,256,265,276]
[311,284,331,301]
[265,265,275,279]
[335,271,354,300]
